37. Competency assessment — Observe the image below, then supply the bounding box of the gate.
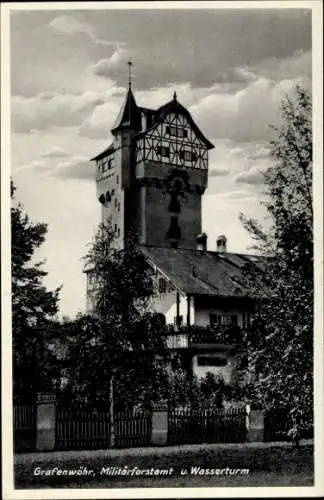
[168,407,246,445]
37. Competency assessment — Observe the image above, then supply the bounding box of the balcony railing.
[161,324,245,349]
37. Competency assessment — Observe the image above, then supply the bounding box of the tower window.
[117,228,120,237]
[156,145,170,158]
[179,150,197,162]
[118,202,120,212]
[166,126,188,138]
[167,216,181,240]
[116,175,119,184]
[114,224,117,233]
[114,198,118,207]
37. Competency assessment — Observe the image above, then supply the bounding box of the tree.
[62,222,169,410]
[240,86,313,432]
[11,181,61,401]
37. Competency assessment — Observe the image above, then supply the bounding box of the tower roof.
[111,88,141,134]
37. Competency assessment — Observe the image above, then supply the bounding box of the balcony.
[161,324,245,351]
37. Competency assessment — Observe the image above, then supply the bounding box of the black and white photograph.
[1,1,323,498]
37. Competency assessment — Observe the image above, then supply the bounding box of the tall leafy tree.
[63,222,169,410]
[240,86,313,430]
[11,181,61,402]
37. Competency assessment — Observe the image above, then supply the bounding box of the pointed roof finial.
[128,61,133,90]
[173,90,177,100]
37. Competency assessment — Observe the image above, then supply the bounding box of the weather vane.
[128,61,133,90]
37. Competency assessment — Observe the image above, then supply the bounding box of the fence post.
[151,400,168,446]
[246,407,264,442]
[36,392,56,451]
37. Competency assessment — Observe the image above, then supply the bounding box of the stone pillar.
[151,400,168,446]
[36,393,56,451]
[246,407,264,442]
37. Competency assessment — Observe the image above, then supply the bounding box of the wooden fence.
[16,403,312,452]
[114,410,151,448]
[168,407,247,445]
[55,408,111,450]
[55,408,151,451]
[13,405,37,452]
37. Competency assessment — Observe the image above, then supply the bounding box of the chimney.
[216,235,227,253]
[196,232,207,251]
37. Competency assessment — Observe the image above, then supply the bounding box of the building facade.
[87,82,261,382]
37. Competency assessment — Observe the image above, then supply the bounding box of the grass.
[14,444,314,488]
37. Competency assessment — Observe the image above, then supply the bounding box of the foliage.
[61,222,169,410]
[167,368,229,410]
[11,181,61,401]
[239,85,313,428]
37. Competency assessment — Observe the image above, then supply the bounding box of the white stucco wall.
[192,353,236,383]
[151,291,195,325]
[194,306,244,327]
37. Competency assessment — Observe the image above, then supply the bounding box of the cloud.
[213,190,257,202]
[16,159,49,174]
[235,166,266,185]
[253,49,312,83]
[215,67,257,84]
[49,15,123,48]
[55,156,94,180]
[41,146,69,158]
[17,153,94,181]
[12,91,105,133]
[209,165,229,178]
[190,75,311,143]
[89,47,131,80]
[79,101,120,139]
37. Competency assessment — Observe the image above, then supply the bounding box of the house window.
[210,314,238,327]
[166,126,188,138]
[118,202,121,212]
[114,198,118,207]
[156,145,170,158]
[158,278,167,294]
[197,356,228,367]
[117,227,120,237]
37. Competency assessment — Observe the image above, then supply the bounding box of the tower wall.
[144,185,202,248]
[135,161,207,248]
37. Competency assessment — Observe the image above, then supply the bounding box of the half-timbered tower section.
[91,88,214,249]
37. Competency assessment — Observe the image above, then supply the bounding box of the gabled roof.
[140,245,265,298]
[135,95,214,150]
[111,88,142,134]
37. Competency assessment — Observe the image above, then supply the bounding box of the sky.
[9,5,312,318]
